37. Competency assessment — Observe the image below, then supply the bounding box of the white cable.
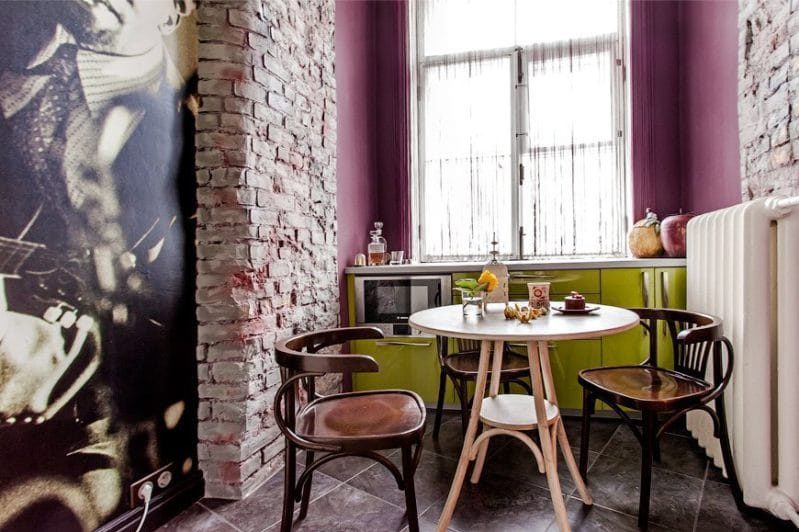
[135,482,154,532]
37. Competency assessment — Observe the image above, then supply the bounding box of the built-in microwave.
[353,275,451,336]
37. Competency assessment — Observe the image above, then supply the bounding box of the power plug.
[135,481,154,532]
[138,481,154,503]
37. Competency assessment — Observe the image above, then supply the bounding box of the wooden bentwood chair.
[433,337,532,438]
[578,308,742,528]
[274,327,426,532]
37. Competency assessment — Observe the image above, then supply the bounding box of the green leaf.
[475,282,488,293]
[455,279,479,290]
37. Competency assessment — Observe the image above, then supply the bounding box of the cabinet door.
[600,268,653,367]
[351,338,454,405]
[654,267,687,369]
[548,339,602,410]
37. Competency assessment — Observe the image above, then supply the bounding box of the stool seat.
[479,394,559,430]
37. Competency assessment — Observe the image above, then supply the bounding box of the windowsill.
[343,256,687,275]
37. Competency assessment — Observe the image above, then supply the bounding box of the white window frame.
[410,1,631,262]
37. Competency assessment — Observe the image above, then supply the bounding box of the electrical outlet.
[130,463,174,508]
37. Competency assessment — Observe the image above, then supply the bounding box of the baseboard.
[97,471,204,532]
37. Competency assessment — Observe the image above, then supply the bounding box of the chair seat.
[296,390,425,450]
[444,350,530,376]
[578,366,713,412]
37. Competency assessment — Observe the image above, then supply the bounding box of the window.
[412,0,628,261]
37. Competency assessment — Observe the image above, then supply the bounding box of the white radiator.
[686,195,799,525]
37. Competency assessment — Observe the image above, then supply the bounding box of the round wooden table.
[409,302,639,532]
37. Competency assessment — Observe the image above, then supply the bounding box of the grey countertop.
[343,257,686,275]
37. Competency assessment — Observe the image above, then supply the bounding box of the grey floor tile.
[264,482,407,532]
[423,417,467,460]
[424,474,556,531]
[562,416,620,453]
[347,450,457,515]
[583,453,702,530]
[547,497,671,531]
[602,425,709,480]
[156,503,239,532]
[695,480,796,531]
[483,434,598,496]
[403,512,457,532]
[203,467,340,532]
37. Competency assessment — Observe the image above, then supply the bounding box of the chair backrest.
[630,308,727,382]
[275,326,384,374]
[456,338,481,352]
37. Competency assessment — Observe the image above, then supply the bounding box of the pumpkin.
[628,208,664,258]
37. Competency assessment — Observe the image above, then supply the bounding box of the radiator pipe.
[768,195,799,215]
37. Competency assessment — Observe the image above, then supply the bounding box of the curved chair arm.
[275,327,384,374]
[274,372,340,453]
[701,336,735,404]
[677,320,724,344]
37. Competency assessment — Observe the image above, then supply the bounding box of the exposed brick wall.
[195,0,338,499]
[739,0,799,198]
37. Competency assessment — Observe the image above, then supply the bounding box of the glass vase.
[461,291,485,317]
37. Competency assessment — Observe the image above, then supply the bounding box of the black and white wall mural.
[0,1,198,529]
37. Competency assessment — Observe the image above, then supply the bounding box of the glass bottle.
[367,222,387,266]
[483,234,509,304]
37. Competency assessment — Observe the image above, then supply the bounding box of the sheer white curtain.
[421,54,513,261]
[416,0,625,261]
[521,35,625,256]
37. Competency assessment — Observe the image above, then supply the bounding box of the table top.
[409,303,639,341]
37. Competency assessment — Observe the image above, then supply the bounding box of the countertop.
[343,257,686,275]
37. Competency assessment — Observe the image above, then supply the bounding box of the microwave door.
[409,278,441,314]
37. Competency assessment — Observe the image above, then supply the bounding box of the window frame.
[410,1,630,262]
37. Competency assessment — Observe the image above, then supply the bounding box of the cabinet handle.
[661,271,670,335]
[510,273,555,281]
[375,341,432,347]
[507,342,557,349]
[641,271,650,308]
[661,271,670,308]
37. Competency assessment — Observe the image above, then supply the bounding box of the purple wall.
[336,0,742,274]
[335,0,378,324]
[630,0,682,221]
[678,0,741,213]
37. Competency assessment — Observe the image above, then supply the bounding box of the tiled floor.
[161,413,794,532]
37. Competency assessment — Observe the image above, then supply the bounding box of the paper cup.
[527,282,550,310]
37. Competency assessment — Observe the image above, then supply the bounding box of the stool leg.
[433,369,448,439]
[281,441,296,532]
[402,445,420,532]
[639,412,656,528]
[580,388,594,478]
[530,341,570,532]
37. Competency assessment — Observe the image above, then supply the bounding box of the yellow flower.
[478,270,498,292]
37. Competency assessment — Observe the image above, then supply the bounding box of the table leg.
[437,339,492,532]
[536,341,593,505]
[470,340,504,484]
[529,341,570,532]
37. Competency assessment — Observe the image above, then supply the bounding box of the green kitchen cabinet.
[549,340,602,410]
[351,337,455,405]
[600,268,654,368]
[654,267,687,369]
